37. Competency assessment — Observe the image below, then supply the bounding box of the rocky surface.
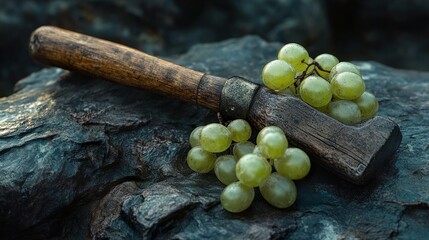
[0,36,428,239]
[3,0,429,97]
[0,0,327,96]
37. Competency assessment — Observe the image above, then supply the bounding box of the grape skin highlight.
[200,123,232,153]
[236,154,272,187]
[299,75,332,108]
[315,53,339,79]
[227,119,252,143]
[278,43,310,72]
[262,60,295,91]
[258,132,288,159]
[329,61,362,81]
[354,91,379,120]
[256,126,284,146]
[274,148,311,180]
[330,72,365,100]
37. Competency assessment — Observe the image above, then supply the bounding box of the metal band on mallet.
[220,77,260,119]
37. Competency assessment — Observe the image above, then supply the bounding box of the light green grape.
[259,172,297,209]
[256,126,284,146]
[252,146,274,166]
[302,57,315,75]
[329,61,361,81]
[327,100,362,125]
[186,146,217,173]
[353,91,379,120]
[299,75,332,107]
[315,53,339,79]
[253,146,261,155]
[214,155,238,185]
[221,182,255,213]
[200,123,232,153]
[330,72,365,100]
[227,119,252,142]
[236,154,272,187]
[189,126,203,147]
[278,43,309,72]
[315,104,329,113]
[274,148,311,180]
[258,132,288,159]
[233,141,256,160]
[262,60,295,91]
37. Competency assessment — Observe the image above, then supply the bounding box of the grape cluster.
[187,119,311,213]
[262,43,379,125]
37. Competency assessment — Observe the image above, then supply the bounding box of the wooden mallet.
[29,26,402,185]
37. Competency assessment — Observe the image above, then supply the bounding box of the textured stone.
[0,36,428,239]
[0,0,327,96]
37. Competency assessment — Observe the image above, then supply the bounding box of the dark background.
[1,0,428,97]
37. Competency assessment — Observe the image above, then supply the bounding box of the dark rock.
[0,0,327,96]
[1,36,429,239]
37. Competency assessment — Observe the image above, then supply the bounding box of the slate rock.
[0,0,327,96]
[0,36,428,239]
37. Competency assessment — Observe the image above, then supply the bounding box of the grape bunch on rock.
[262,43,379,125]
[187,119,311,213]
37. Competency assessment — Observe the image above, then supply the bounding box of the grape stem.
[292,60,330,94]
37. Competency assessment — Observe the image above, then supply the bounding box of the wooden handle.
[29,26,226,111]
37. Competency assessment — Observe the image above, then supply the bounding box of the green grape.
[227,119,252,142]
[274,148,311,180]
[259,172,297,209]
[253,146,274,165]
[315,53,339,79]
[299,75,332,107]
[302,57,315,75]
[200,123,232,153]
[353,91,379,120]
[221,182,255,213]
[253,146,261,155]
[236,154,272,187]
[233,141,256,160]
[327,100,362,125]
[278,43,309,72]
[279,87,296,96]
[262,60,295,91]
[258,132,288,159]
[186,146,217,173]
[189,126,203,147]
[256,126,284,146]
[315,104,328,113]
[329,61,361,81]
[330,72,365,100]
[214,155,238,185]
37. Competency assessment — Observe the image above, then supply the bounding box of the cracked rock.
[0,36,428,239]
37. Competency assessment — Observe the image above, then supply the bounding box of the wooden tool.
[29,26,402,185]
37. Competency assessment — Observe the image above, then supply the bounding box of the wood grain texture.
[28,26,402,184]
[248,88,402,184]
[29,26,226,107]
